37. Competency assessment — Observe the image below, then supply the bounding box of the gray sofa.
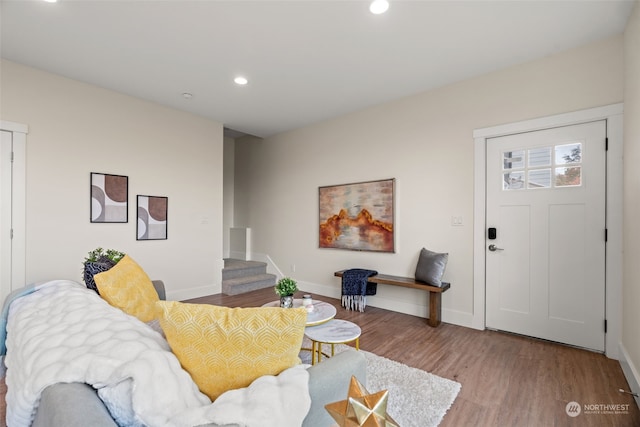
[29,281,367,427]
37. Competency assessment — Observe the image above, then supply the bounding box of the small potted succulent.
[275,277,298,308]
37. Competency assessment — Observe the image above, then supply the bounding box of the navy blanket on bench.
[341,268,378,312]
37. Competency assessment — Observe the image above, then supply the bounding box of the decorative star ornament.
[325,376,400,427]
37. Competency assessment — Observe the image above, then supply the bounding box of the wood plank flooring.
[1,287,638,426]
[186,288,640,427]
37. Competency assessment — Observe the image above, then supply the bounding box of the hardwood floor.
[187,287,640,427]
[2,287,638,426]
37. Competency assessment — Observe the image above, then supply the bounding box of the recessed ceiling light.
[370,0,389,14]
[234,76,248,86]
[43,0,58,3]
[182,92,193,100]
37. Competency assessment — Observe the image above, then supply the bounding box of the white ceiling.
[1,0,635,138]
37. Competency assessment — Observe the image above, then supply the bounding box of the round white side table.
[304,319,361,365]
[262,299,337,326]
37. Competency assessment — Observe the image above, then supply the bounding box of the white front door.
[485,120,606,352]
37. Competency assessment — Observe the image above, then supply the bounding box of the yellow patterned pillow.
[156,301,307,400]
[94,254,159,322]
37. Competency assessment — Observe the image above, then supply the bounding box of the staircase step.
[222,273,277,296]
[222,259,268,280]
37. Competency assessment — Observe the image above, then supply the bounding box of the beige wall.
[0,60,224,300]
[236,35,624,323]
[623,1,640,390]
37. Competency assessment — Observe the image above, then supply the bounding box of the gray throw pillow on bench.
[415,247,448,287]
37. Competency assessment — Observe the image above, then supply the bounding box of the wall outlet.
[451,216,463,226]
[291,264,296,272]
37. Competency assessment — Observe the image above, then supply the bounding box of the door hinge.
[11,151,14,162]
[605,229,608,242]
[605,137,609,151]
[10,228,13,239]
[604,319,608,333]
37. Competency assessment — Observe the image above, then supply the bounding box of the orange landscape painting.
[319,179,394,252]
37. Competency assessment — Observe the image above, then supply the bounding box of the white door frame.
[473,103,623,359]
[0,120,27,291]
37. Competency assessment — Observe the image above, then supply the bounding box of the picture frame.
[90,172,128,223]
[137,195,168,240]
[319,178,395,252]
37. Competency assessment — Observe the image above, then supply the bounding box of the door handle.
[488,244,504,252]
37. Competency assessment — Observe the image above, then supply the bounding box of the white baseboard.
[297,280,473,328]
[441,308,474,328]
[299,280,341,300]
[618,342,640,409]
[248,252,285,279]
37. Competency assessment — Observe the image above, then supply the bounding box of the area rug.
[300,339,461,427]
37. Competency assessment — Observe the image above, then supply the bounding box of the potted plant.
[275,277,298,308]
[82,247,125,294]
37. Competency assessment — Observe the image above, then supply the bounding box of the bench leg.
[428,291,442,327]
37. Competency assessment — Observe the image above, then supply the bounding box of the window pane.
[504,171,524,190]
[555,143,582,165]
[529,147,551,167]
[528,169,551,189]
[555,166,581,187]
[503,150,524,170]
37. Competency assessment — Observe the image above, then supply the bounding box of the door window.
[502,142,582,190]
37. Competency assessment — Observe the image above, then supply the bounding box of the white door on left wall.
[1,130,14,303]
[0,122,26,304]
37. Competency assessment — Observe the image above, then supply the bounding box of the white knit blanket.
[4,280,310,427]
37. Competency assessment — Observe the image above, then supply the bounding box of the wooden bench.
[334,270,450,327]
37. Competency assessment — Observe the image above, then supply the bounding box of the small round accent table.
[305,319,361,365]
[262,299,337,326]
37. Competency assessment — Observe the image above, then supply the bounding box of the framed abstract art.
[319,178,395,252]
[90,172,128,223]
[137,195,168,240]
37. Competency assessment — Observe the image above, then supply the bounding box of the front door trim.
[472,103,623,359]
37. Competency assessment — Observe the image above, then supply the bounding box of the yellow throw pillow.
[94,254,159,322]
[156,300,307,400]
